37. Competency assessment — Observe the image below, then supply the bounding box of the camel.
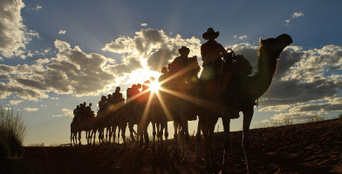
[70,108,96,146]
[70,118,96,145]
[151,62,199,158]
[196,34,292,173]
[107,101,129,146]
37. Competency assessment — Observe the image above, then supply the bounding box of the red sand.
[4,119,342,173]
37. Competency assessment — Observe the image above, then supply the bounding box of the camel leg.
[98,130,101,144]
[164,120,168,145]
[87,130,91,145]
[207,117,217,168]
[152,121,156,150]
[92,129,96,145]
[180,118,190,163]
[195,116,203,162]
[242,109,254,174]
[143,129,149,146]
[129,121,136,141]
[202,114,218,169]
[117,127,121,145]
[173,121,179,158]
[72,132,75,146]
[156,122,162,148]
[112,126,116,146]
[107,127,112,145]
[137,125,143,146]
[85,131,89,145]
[221,115,231,168]
[99,129,104,145]
[157,119,164,148]
[74,132,77,145]
[78,131,82,145]
[105,127,109,144]
[121,124,127,147]
[70,132,73,146]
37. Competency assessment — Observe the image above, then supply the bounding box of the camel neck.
[248,54,277,100]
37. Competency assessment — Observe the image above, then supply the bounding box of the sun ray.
[155,91,173,122]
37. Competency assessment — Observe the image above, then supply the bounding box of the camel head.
[258,34,293,60]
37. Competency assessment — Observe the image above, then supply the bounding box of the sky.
[0,0,341,146]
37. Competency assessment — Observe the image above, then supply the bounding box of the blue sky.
[0,0,341,145]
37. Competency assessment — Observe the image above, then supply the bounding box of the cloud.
[292,12,304,18]
[244,44,341,121]
[0,28,201,101]
[141,23,148,27]
[24,107,39,112]
[103,28,201,71]
[58,30,66,35]
[35,4,42,11]
[0,40,116,100]
[234,35,248,40]
[0,0,39,58]
[285,12,304,27]
[53,108,73,117]
[284,19,290,27]
[9,100,24,105]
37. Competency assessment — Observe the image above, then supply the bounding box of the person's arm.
[218,43,228,56]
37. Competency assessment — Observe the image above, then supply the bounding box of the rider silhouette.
[201,28,228,79]
[170,46,199,94]
[200,28,239,118]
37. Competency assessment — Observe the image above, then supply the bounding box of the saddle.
[219,49,253,119]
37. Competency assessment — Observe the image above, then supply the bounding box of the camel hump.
[235,55,252,75]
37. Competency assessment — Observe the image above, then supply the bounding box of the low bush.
[0,106,26,159]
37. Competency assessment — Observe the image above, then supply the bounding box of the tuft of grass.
[269,118,293,127]
[0,106,26,159]
[307,115,325,122]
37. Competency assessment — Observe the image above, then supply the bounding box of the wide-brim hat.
[178,46,190,55]
[202,28,219,40]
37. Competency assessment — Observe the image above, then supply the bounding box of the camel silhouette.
[196,34,293,173]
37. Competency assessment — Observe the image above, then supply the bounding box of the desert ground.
[2,119,341,174]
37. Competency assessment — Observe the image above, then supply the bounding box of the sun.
[148,80,161,94]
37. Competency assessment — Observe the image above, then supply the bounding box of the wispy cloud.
[34,4,42,11]
[58,30,66,35]
[24,107,39,112]
[292,12,304,18]
[234,35,248,40]
[141,23,148,27]
[9,100,24,105]
[285,11,304,27]
[53,108,73,117]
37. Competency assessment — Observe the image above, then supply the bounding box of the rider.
[85,103,95,119]
[159,67,169,89]
[73,105,80,122]
[170,46,200,94]
[201,27,239,118]
[98,95,107,112]
[112,86,124,103]
[201,28,228,80]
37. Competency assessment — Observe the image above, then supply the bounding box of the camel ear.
[259,38,264,46]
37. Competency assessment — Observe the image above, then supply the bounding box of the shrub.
[269,118,293,127]
[339,114,342,120]
[307,116,325,122]
[0,106,26,159]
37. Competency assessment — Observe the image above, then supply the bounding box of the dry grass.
[0,105,26,159]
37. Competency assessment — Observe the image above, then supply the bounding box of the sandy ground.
[2,119,341,174]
